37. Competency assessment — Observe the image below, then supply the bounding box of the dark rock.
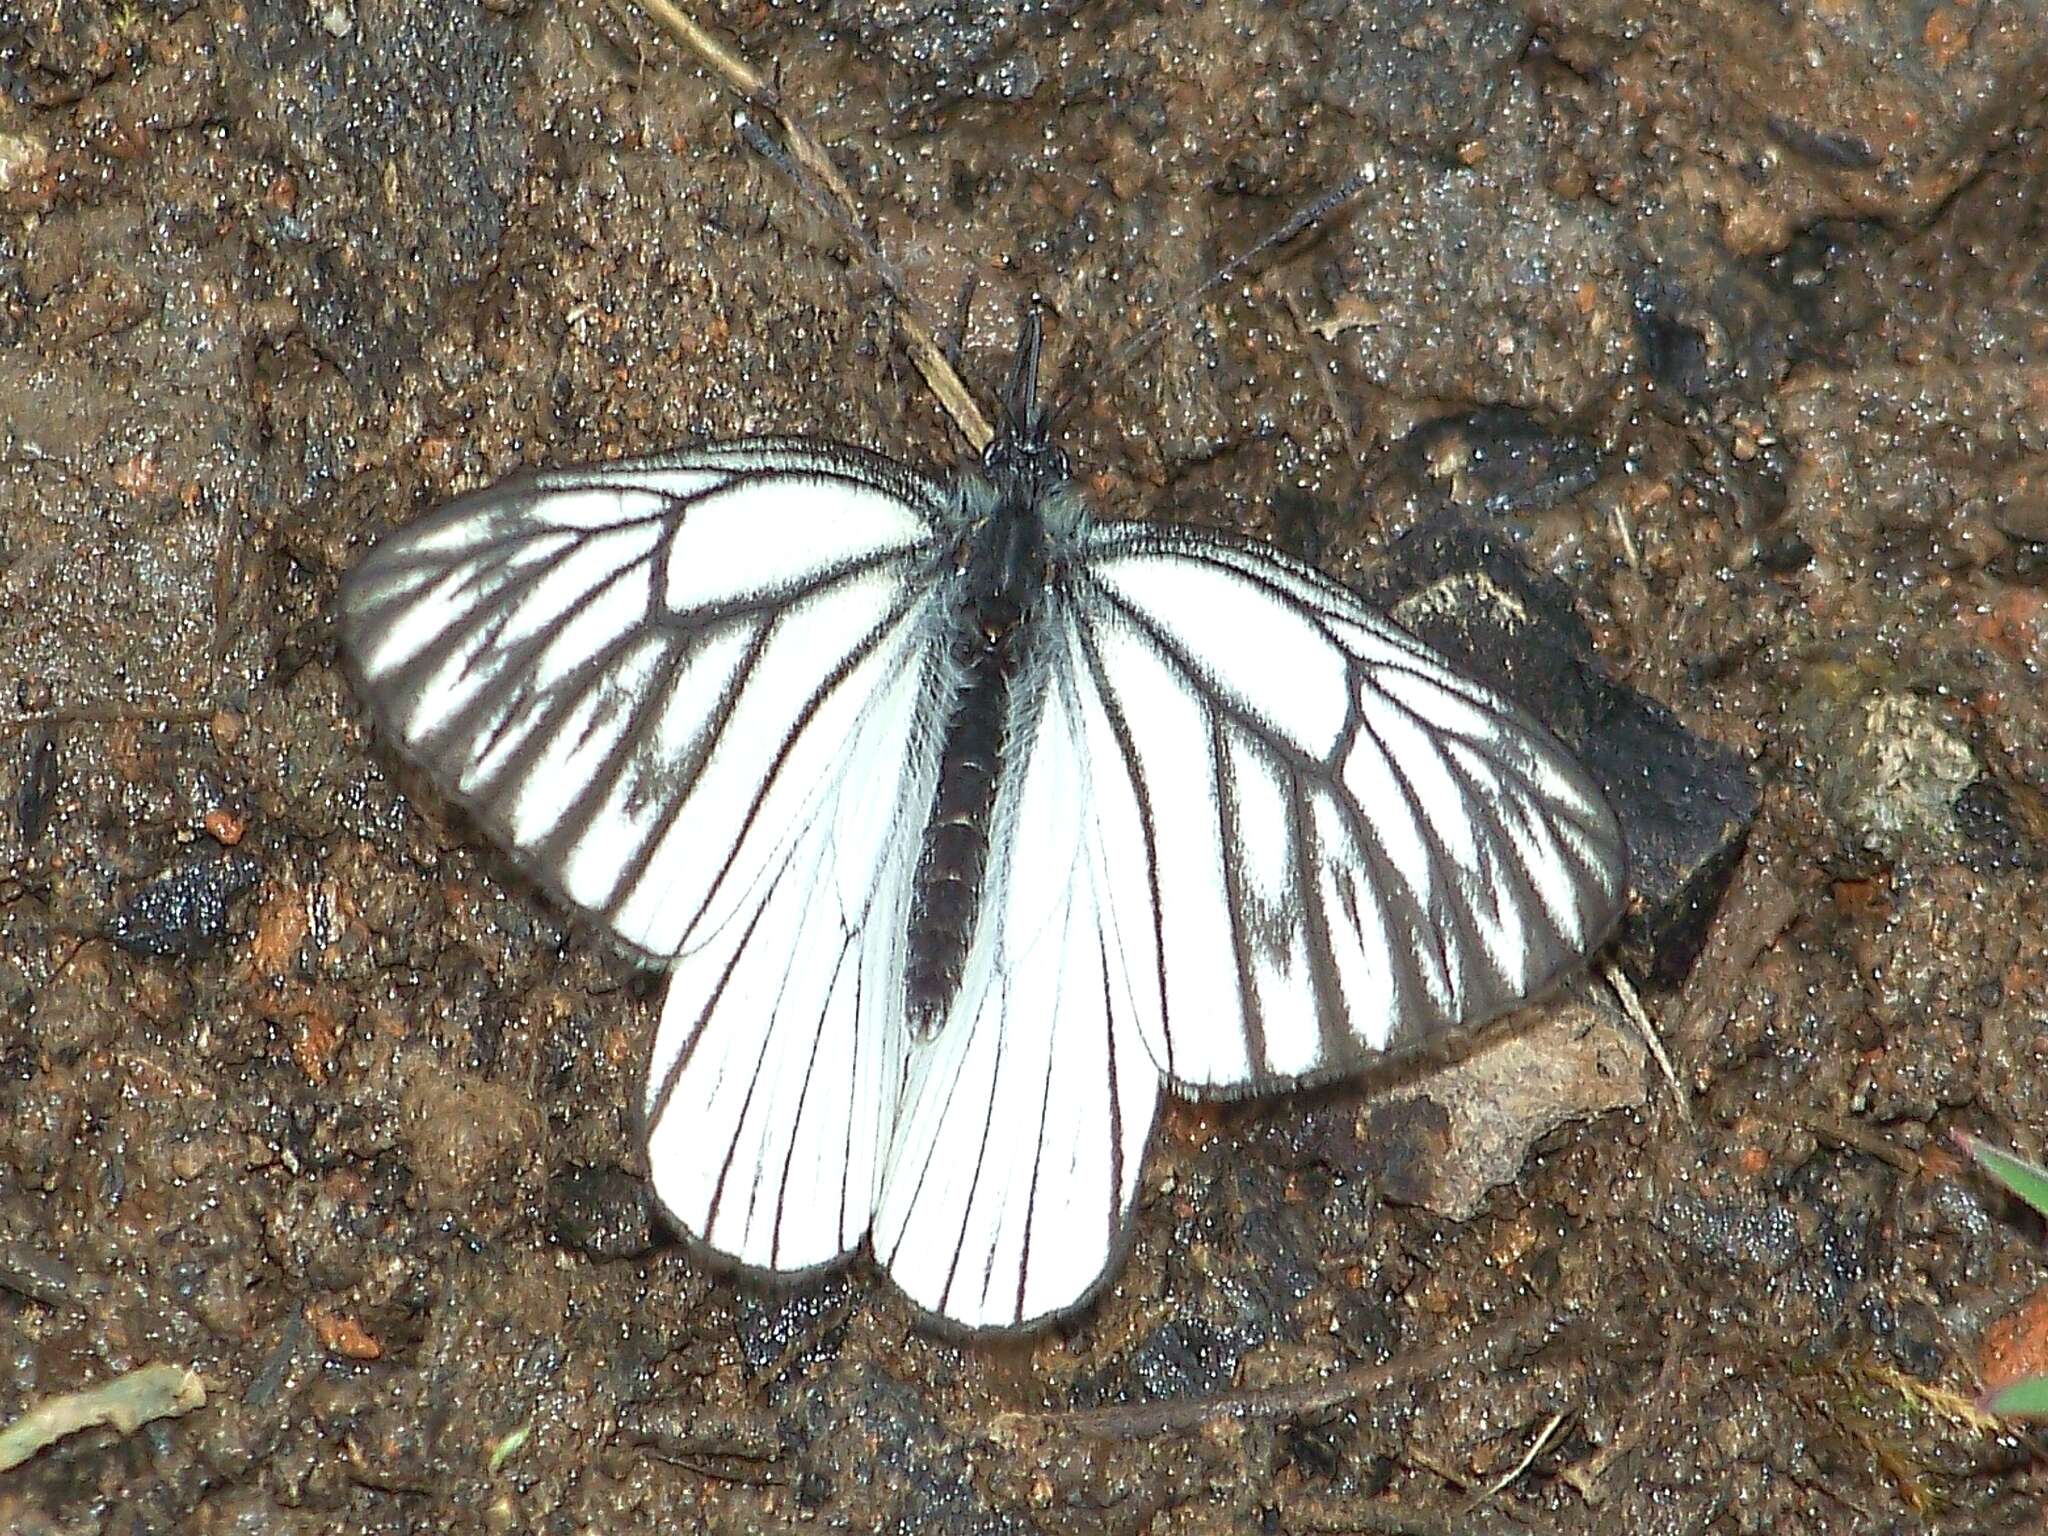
[14,725,57,850]
[106,852,262,957]
[547,1163,656,1261]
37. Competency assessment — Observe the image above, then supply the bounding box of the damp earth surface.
[5,1,2048,1530]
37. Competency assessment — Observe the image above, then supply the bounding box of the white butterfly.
[338,320,1627,1330]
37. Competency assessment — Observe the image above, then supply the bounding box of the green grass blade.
[1986,1375,2048,1419]
[1956,1133,2048,1222]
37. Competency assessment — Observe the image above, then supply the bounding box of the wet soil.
[5,0,2048,1530]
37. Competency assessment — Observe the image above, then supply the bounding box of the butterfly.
[337,313,1628,1330]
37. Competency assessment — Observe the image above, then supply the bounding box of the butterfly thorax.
[902,430,1072,1037]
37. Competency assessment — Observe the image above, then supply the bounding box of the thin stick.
[1603,960,1691,1129]
[632,0,766,97]
[996,1306,1557,1439]
[1466,1407,1570,1508]
[635,0,992,447]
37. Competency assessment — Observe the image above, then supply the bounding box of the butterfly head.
[951,308,1087,608]
[981,306,1072,510]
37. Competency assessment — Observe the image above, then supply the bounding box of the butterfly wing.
[1056,523,1628,1093]
[339,441,956,1269]
[871,620,1161,1329]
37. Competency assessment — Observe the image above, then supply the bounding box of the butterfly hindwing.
[641,597,948,1270]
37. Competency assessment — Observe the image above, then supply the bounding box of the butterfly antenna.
[1044,161,1382,436]
[1004,305,1047,442]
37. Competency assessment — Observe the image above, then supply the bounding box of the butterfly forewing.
[339,444,950,957]
[1061,523,1628,1093]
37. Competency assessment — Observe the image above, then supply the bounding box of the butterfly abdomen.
[903,618,1011,1035]
[903,475,1049,1036]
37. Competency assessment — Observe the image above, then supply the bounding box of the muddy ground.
[6,0,2048,1530]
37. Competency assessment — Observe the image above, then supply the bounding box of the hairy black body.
[903,497,1035,1034]
[903,319,1071,1036]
